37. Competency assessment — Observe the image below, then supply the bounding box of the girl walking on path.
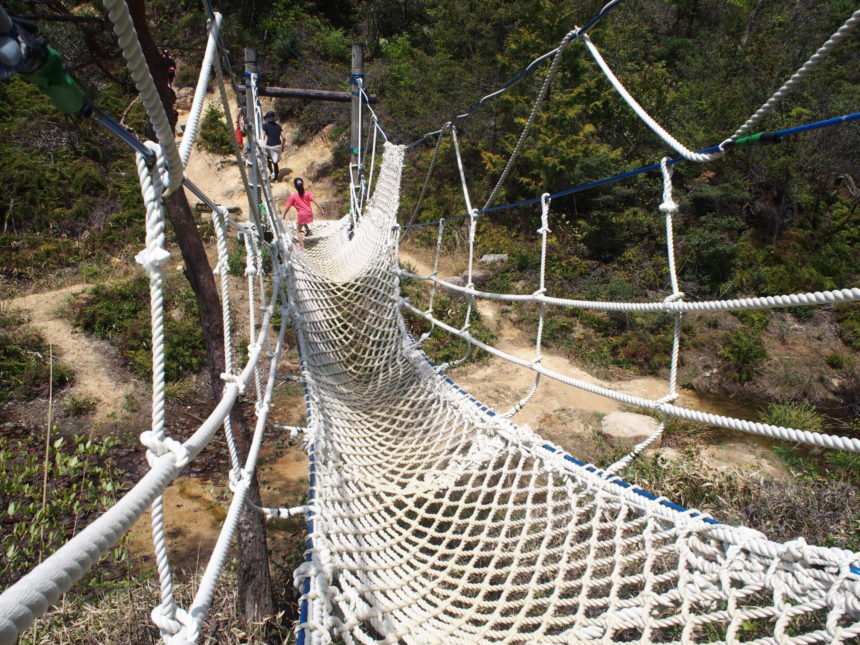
[282,177,324,249]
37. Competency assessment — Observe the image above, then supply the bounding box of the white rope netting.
[290,144,860,644]
[3,3,860,644]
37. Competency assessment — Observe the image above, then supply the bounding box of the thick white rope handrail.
[399,299,860,453]
[177,13,223,167]
[398,268,860,313]
[582,34,722,163]
[103,0,184,192]
[724,7,860,145]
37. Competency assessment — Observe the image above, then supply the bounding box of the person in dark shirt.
[262,110,286,181]
[161,49,175,86]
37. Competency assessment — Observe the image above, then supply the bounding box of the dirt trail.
[10,284,139,424]
[397,246,784,478]
[6,101,780,569]
[179,91,344,224]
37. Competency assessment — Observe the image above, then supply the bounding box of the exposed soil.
[9,284,143,426]
[4,98,796,576]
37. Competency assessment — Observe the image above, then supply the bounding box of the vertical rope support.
[244,231,264,403]
[212,209,242,474]
[406,125,449,227]
[504,194,551,418]
[441,125,476,369]
[133,146,180,638]
[364,117,380,215]
[605,160,684,476]
[415,219,446,344]
[660,158,684,400]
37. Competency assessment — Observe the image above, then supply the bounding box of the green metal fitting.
[21,45,88,115]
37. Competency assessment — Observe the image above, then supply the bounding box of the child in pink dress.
[282,177,324,248]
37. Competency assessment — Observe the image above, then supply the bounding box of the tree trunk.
[126,0,274,621]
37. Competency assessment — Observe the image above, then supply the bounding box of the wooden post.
[350,44,363,165]
[244,48,261,207]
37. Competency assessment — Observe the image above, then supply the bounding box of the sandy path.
[10,285,139,424]
[178,91,345,223]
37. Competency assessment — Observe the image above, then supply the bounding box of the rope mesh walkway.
[2,2,860,643]
[290,144,860,644]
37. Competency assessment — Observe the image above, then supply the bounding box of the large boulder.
[463,269,492,285]
[306,159,334,181]
[601,412,659,447]
[479,253,508,265]
[174,87,195,111]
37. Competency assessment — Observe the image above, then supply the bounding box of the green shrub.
[834,304,860,351]
[198,104,233,155]
[721,326,767,383]
[68,276,207,381]
[314,26,352,62]
[62,393,98,417]
[824,352,846,370]
[227,240,247,276]
[0,308,73,401]
[763,402,828,434]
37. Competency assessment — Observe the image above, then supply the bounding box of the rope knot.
[135,246,171,278]
[658,198,679,214]
[662,292,685,311]
[780,537,808,563]
[150,603,185,637]
[220,372,245,394]
[654,392,679,413]
[228,467,245,493]
[140,431,191,469]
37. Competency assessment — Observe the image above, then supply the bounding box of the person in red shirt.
[282,177,324,248]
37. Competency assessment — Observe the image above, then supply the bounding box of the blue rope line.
[402,0,627,149]
[398,111,860,230]
[296,354,315,645]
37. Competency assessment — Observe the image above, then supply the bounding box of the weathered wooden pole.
[244,48,261,206]
[350,43,363,165]
[348,44,364,234]
[237,85,376,103]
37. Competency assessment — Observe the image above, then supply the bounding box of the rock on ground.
[601,411,659,446]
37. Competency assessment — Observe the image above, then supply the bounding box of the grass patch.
[0,307,73,402]
[67,275,207,381]
[0,432,125,589]
[400,275,495,365]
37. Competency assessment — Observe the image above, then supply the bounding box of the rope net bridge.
[1,1,860,644]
